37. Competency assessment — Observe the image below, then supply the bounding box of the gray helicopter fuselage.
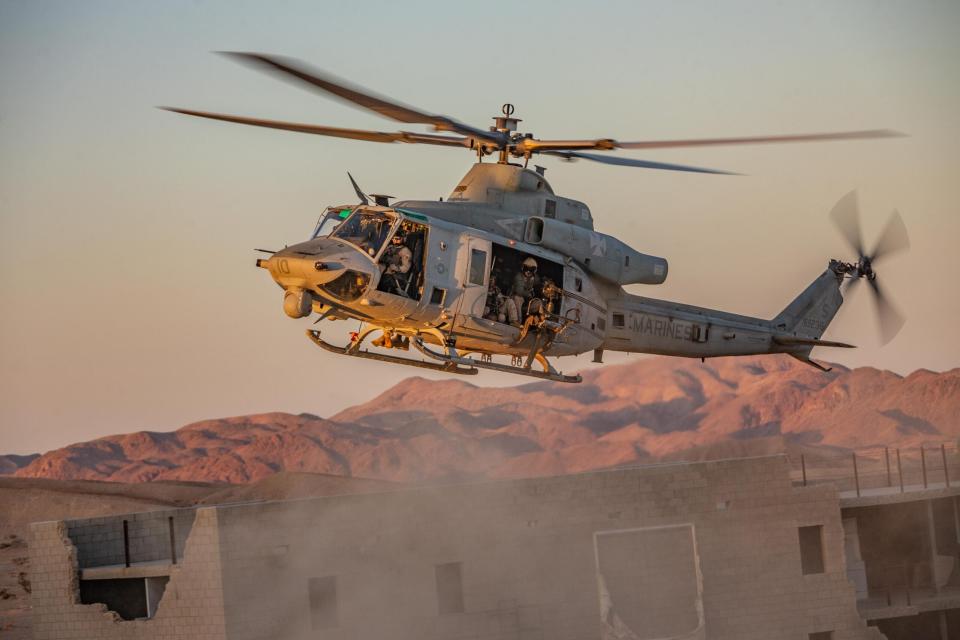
[261,163,847,369]
[163,53,904,380]
[263,204,606,358]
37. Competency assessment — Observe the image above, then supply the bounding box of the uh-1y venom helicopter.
[163,52,909,383]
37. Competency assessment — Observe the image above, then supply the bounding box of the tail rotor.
[829,190,910,344]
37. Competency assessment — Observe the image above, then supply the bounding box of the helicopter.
[162,52,909,383]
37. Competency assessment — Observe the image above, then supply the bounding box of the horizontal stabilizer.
[787,353,834,372]
[773,335,856,349]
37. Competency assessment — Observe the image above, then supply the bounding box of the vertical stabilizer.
[771,266,844,340]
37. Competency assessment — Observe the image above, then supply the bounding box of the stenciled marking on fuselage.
[800,317,827,333]
[629,314,695,341]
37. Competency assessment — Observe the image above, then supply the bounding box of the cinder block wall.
[212,456,886,640]
[30,455,888,640]
[30,508,227,640]
[66,508,195,568]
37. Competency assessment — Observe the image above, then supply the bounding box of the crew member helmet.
[522,257,538,271]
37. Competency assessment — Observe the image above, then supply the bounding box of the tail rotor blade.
[867,278,906,344]
[830,190,865,257]
[843,274,861,296]
[869,209,910,263]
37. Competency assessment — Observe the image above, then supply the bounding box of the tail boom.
[599,263,851,364]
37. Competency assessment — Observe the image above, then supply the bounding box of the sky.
[1,0,958,455]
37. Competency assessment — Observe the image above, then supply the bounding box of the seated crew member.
[515,276,563,343]
[484,276,520,325]
[510,256,541,319]
[379,229,413,295]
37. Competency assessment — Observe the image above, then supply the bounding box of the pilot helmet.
[522,257,538,273]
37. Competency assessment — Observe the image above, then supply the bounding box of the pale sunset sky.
[1,1,958,454]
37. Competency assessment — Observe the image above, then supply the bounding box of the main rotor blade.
[867,278,906,344]
[219,52,503,146]
[829,190,865,258]
[159,107,470,147]
[617,129,904,150]
[869,209,910,263]
[544,150,737,175]
[515,138,617,154]
[517,129,903,155]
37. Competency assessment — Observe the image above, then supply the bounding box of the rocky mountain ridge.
[9,355,959,484]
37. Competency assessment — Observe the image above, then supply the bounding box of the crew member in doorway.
[379,229,413,295]
[485,276,520,325]
[511,256,541,318]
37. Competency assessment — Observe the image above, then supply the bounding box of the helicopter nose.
[257,238,376,317]
[256,253,348,285]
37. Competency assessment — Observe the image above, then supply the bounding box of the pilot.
[511,256,541,317]
[379,229,413,294]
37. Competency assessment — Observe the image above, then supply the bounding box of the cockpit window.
[331,210,395,257]
[312,207,352,239]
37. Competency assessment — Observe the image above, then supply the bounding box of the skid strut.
[413,338,581,383]
[306,330,478,376]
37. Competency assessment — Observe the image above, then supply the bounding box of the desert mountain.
[0,455,38,476]
[9,355,960,484]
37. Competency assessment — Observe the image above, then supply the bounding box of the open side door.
[453,235,492,323]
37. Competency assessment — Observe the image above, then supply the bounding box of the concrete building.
[28,454,960,639]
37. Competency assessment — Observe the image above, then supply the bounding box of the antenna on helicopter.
[346,172,369,205]
[347,172,392,206]
[493,104,522,164]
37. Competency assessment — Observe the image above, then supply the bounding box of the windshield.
[312,207,353,239]
[331,210,395,257]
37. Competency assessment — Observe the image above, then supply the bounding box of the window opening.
[612,313,625,328]
[308,576,339,629]
[332,209,394,257]
[809,632,833,640]
[79,577,167,620]
[575,277,583,292]
[320,271,370,302]
[544,199,557,218]
[312,207,352,238]
[468,248,487,286]
[430,287,446,305]
[799,525,825,574]
[595,525,702,638]
[376,220,429,300]
[435,562,464,614]
[485,244,564,327]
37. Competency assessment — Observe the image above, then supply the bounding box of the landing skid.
[413,338,582,384]
[306,330,478,376]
